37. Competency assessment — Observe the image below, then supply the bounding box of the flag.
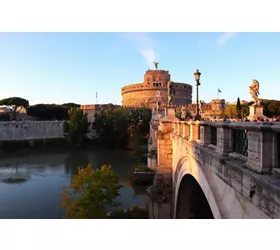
[96,91,98,98]
[218,89,222,93]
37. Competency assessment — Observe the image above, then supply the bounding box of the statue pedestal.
[167,107,175,118]
[162,107,177,121]
[248,104,265,120]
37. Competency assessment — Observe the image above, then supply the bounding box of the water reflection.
[0,149,148,219]
[64,151,91,179]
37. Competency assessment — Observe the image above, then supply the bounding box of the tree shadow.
[64,150,90,179]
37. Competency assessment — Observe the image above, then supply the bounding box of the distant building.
[177,99,226,120]
[80,103,121,121]
[121,63,192,107]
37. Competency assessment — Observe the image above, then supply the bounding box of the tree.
[236,98,242,119]
[240,104,249,118]
[224,105,237,119]
[62,103,81,109]
[27,104,68,120]
[93,107,129,148]
[0,97,29,120]
[175,110,182,120]
[63,108,90,148]
[175,109,192,120]
[93,107,151,148]
[60,164,122,219]
[130,107,151,138]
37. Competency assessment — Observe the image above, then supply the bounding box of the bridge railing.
[156,114,280,174]
[173,121,200,141]
[168,119,280,174]
[199,121,280,174]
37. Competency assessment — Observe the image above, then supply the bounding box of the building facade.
[174,99,226,120]
[121,64,192,107]
[80,103,121,121]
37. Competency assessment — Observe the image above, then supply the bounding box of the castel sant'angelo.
[121,62,192,107]
[81,62,226,120]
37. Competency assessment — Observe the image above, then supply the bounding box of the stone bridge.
[147,109,280,219]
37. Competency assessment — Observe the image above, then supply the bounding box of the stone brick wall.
[0,121,65,141]
[122,82,192,107]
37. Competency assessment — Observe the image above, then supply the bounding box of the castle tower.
[121,64,192,107]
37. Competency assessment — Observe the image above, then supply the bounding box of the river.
[0,149,149,219]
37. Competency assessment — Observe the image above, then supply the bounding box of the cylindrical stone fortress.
[121,66,192,107]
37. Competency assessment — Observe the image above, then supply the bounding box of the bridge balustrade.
[155,116,280,174]
[199,121,280,174]
[232,128,248,156]
[185,123,190,139]
[179,122,184,136]
[170,121,200,141]
[210,127,217,146]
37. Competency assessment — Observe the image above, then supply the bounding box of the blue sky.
[0,32,279,105]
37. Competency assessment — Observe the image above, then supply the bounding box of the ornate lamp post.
[194,69,201,121]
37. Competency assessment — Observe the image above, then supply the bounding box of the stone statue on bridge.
[167,81,176,106]
[249,79,260,105]
[156,100,160,113]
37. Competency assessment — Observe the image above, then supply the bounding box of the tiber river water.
[0,149,149,219]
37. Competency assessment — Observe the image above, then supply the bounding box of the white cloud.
[120,32,158,68]
[216,32,237,45]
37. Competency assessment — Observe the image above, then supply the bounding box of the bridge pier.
[148,109,177,219]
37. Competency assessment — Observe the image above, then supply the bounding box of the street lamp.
[194,69,201,121]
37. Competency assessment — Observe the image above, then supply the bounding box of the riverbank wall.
[0,121,96,141]
[0,121,65,141]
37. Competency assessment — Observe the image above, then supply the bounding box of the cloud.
[216,32,237,45]
[120,32,158,68]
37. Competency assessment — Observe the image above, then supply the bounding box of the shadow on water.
[0,148,149,219]
[64,151,91,179]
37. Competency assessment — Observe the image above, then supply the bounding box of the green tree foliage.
[224,102,252,119]
[262,99,280,117]
[62,103,81,109]
[175,110,182,120]
[93,107,151,148]
[27,104,68,120]
[27,103,80,120]
[63,108,90,148]
[60,164,122,219]
[175,109,192,120]
[240,103,251,118]
[224,105,237,119]
[0,97,29,120]
[236,98,242,119]
[129,107,151,138]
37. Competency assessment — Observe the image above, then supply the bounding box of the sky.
[0,32,280,105]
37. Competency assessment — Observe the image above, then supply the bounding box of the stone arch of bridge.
[173,155,222,219]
